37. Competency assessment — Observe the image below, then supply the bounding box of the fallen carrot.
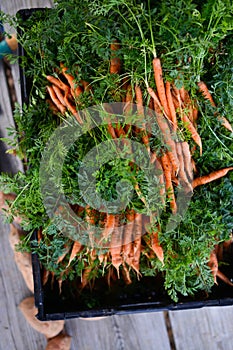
[192,167,233,189]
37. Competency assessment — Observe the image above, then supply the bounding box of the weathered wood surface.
[169,306,233,350]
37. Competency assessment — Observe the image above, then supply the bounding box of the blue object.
[0,39,13,59]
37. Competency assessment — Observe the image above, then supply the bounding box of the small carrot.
[109,40,121,74]
[60,63,83,98]
[152,58,170,117]
[176,142,193,192]
[110,215,123,278]
[198,81,233,132]
[46,75,69,92]
[101,213,116,241]
[66,240,82,267]
[148,221,164,265]
[182,112,202,156]
[46,99,59,114]
[208,250,218,284]
[47,86,66,114]
[192,167,233,189]
[160,152,177,214]
[131,213,142,276]
[165,81,178,130]
[52,85,66,106]
[197,81,215,107]
[181,141,193,183]
[64,90,83,124]
[217,270,233,287]
[122,262,132,285]
[135,85,150,153]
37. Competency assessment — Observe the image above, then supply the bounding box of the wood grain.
[169,307,233,350]
[65,313,171,350]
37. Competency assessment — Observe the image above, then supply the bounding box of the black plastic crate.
[17,8,233,321]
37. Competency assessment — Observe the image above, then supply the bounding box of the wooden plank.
[0,218,47,350]
[65,312,171,350]
[169,306,233,350]
[0,61,23,174]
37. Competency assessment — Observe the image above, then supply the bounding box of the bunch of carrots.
[43,41,233,292]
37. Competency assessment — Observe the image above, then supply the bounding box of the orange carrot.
[110,215,123,277]
[46,75,69,92]
[192,167,233,189]
[52,85,66,106]
[197,81,215,107]
[165,81,178,130]
[182,112,202,155]
[60,63,83,98]
[101,213,116,241]
[160,153,177,214]
[208,250,218,284]
[46,99,59,114]
[155,158,166,206]
[181,141,193,183]
[217,270,233,287]
[122,209,135,259]
[149,222,164,264]
[66,240,82,267]
[152,58,170,117]
[131,213,142,276]
[109,40,121,74]
[198,81,233,132]
[56,244,70,264]
[135,85,150,152]
[176,142,193,192]
[122,262,132,285]
[47,86,66,114]
[85,206,97,248]
[64,90,83,124]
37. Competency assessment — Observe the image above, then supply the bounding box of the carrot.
[160,152,177,214]
[176,142,193,192]
[52,85,66,106]
[152,58,170,117]
[180,141,193,183]
[155,158,166,206]
[46,75,69,92]
[56,244,70,264]
[110,215,123,277]
[131,212,142,276]
[66,240,82,267]
[197,81,215,107]
[122,262,132,285]
[109,40,121,74]
[192,167,233,189]
[198,81,233,132]
[182,112,202,155]
[208,250,218,284]
[85,206,97,247]
[165,81,178,130]
[149,222,164,265]
[101,213,116,241]
[46,99,59,114]
[47,86,66,114]
[60,63,83,98]
[217,270,233,287]
[122,209,135,259]
[64,90,83,124]
[135,85,150,152]
[179,86,186,102]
